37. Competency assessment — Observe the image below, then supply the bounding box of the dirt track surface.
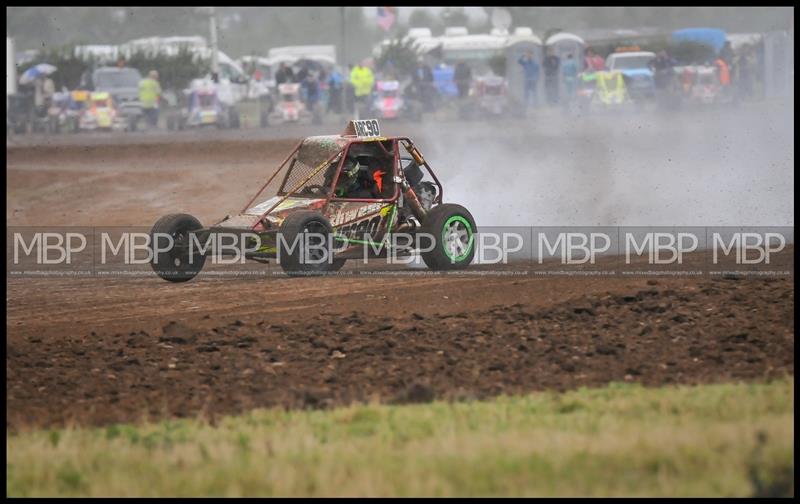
[7,107,794,431]
[6,267,795,430]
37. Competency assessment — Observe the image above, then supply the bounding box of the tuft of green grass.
[6,378,794,497]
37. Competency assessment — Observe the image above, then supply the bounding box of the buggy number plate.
[353,119,380,137]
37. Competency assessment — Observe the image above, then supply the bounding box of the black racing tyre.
[278,211,345,276]
[420,203,476,270]
[150,213,206,282]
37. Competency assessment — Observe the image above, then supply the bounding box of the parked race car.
[267,83,313,125]
[85,67,143,131]
[596,71,630,106]
[688,66,719,105]
[458,74,509,120]
[149,119,477,281]
[576,71,631,113]
[675,65,733,106]
[167,80,241,130]
[370,80,405,119]
[473,74,509,116]
[78,92,128,131]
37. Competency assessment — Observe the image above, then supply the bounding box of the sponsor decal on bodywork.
[330,202,395,243]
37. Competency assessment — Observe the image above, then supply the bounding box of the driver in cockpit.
[330,154,387,199]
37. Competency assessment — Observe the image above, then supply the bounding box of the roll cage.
[238,134,443,231]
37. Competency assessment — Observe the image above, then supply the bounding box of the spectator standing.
[296,64,309,84]
[327,67,344,114]
[296,63,309,103]
[303,72,320,109]
[543,49,561,105]
[344,64,356,114]
[517,50,540,108]
[412,59,435,109]
[584,48,605,71]
[275,63,295,85]
[713,54,732,102]
[303,72,322,124]
[454,61,472,99]
[650,50,675,91]
[737,47,755,101]
[317,69,329,112]
[720,41,735,66]
[139,70,162,128]
[713,55,731,87]
[561,53,579,107]
[34,74,55,118]
[350,60,375,119]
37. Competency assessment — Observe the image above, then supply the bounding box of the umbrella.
[19,63,58,85]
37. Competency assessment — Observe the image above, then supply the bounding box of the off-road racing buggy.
[459,74,510,120]
[573,70,633,114]
[78,92,129,131]
[149,119,477,282]
[369,80,422,121]
[166,80,241,131]
[674,65,733,106]
[267,83,315,125]
[84,66,143,131]
[473,75,509,116]
[370,80,405,120]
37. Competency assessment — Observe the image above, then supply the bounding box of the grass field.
[6,378,794,497]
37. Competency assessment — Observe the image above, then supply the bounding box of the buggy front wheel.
[420,204,476,270]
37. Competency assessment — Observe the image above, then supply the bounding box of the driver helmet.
[343,159,362,179]
[335,159,364,196]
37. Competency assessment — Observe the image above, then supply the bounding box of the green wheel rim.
[441,215,474,262]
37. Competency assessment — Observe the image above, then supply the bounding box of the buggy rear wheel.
[150,213,206,282]
[420,204,476,270]
[278,211,345,277]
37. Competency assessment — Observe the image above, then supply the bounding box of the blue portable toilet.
[432,63,459,98]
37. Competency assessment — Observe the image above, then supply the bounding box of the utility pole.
[209,7,220,82]
[341,7,355,119]
[340,7,346,69]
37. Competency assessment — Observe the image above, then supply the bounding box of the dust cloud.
[404,99,794,228]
